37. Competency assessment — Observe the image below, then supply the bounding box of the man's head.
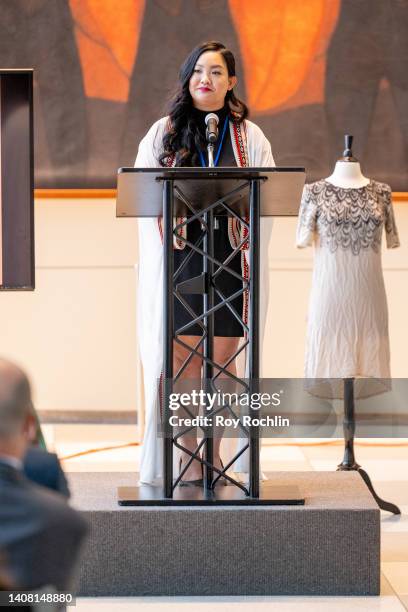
[0,358,35,459]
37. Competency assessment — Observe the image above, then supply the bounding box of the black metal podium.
[116,167,305,505]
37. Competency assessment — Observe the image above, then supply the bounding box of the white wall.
[0,198,139,412]
[0,197,406,413]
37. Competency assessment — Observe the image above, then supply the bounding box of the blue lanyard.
[198,116,229,167]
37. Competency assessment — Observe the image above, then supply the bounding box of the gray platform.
[69,471,380,597]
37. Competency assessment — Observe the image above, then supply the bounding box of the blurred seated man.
[23,445,70,498]
[0,358,88,592]
[22,405,70,498]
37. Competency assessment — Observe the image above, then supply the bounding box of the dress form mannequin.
[297,134,400,513]
[326,135,400,515]
[325,135,370,188]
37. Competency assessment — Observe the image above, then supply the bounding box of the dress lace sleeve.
[384,187,400,249]
[296,184,317,248]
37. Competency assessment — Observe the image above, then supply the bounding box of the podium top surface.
[118,166,304,176]
[116,166,306,217]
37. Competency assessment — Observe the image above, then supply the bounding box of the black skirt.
[173,215,244,337]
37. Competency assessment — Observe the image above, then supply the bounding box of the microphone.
[205,113,219,143]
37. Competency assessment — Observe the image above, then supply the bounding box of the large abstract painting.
[0,0,407,189]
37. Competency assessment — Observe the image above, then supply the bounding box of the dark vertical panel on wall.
[1,71,34,289]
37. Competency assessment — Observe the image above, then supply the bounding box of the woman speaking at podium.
[135,41,275,485]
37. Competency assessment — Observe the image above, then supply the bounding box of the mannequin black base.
[337,462,361,471]
[336,464,401,515]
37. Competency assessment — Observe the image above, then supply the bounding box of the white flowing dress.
[296,179,399,398]
[135,116,275,484]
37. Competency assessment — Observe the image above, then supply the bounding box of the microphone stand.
[207,142,215,168]
[205,113,218,168]
[206,136,217,226]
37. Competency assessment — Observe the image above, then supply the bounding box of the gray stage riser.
[70,472,380,597]
[78,508,379,597]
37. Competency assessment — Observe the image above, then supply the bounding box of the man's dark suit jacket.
[0,461,88,591]
[23,447,70,498]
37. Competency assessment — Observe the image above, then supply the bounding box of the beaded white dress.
[296,179,399,397]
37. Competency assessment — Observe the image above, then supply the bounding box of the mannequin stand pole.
[337,378,400,515]
[337,378,360,470]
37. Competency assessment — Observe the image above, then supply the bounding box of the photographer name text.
[168,414,290,428]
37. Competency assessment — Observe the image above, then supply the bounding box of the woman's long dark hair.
[159,41,248,167]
